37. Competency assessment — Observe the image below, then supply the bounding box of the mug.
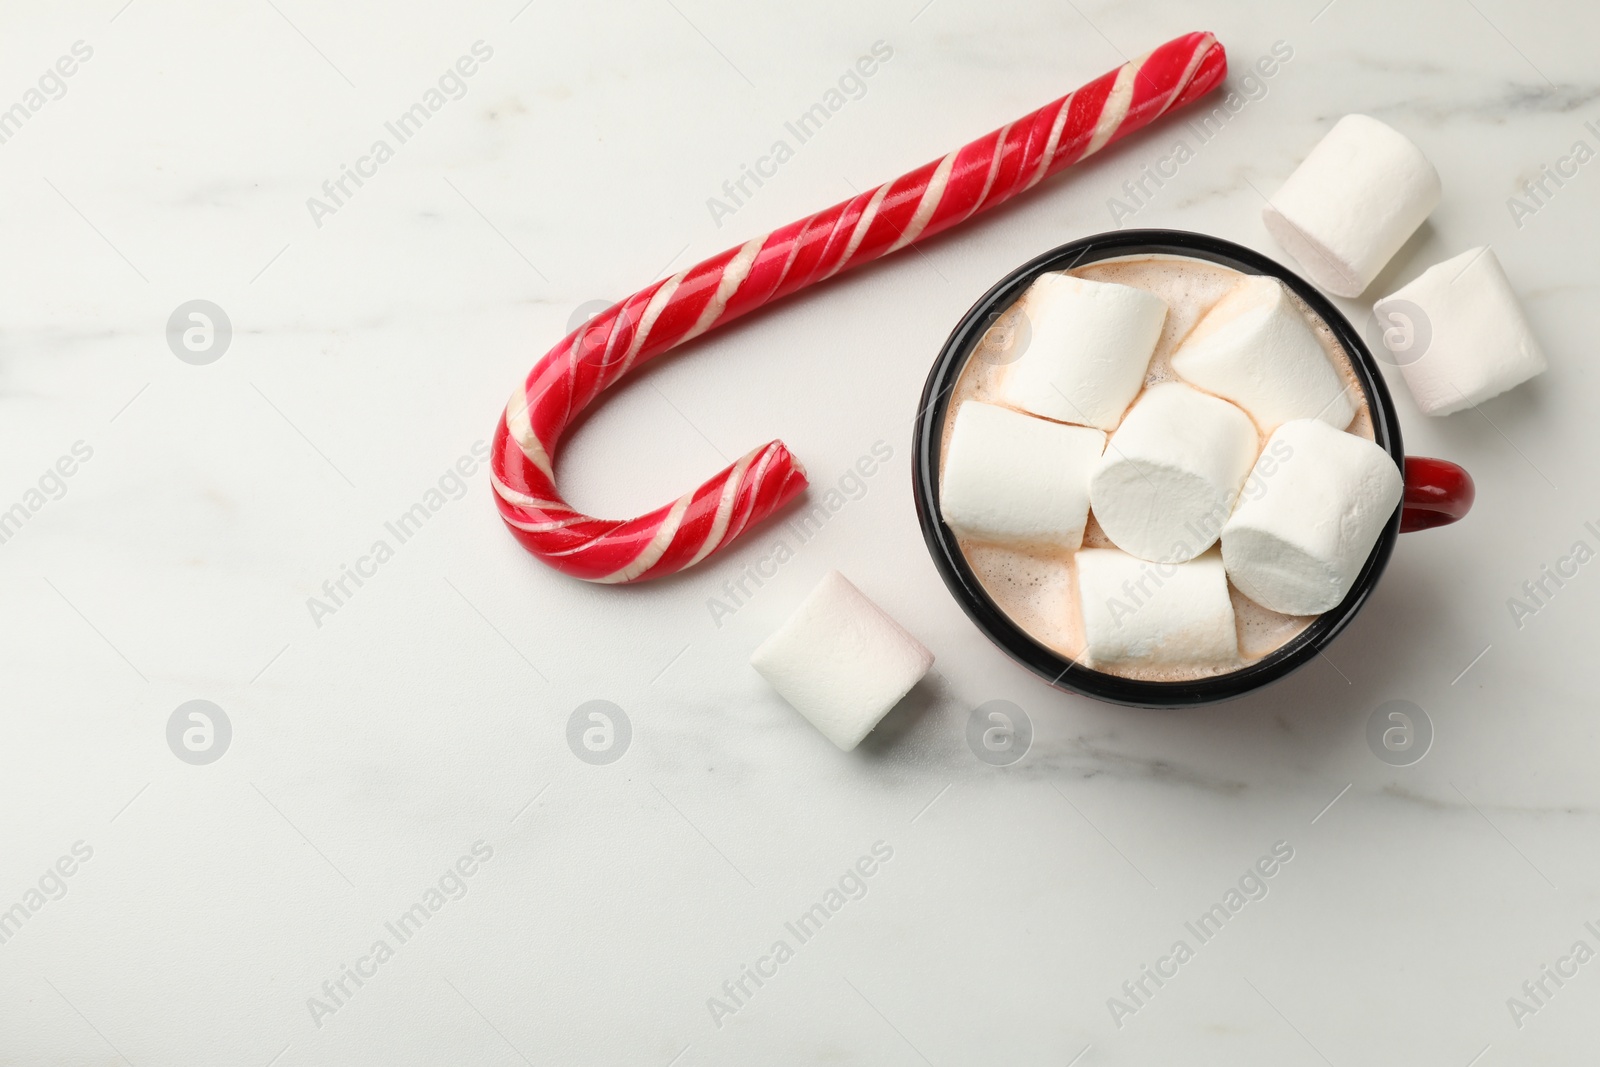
[911,230,1474,708]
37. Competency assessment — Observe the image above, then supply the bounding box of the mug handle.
[1400,457,1474,533]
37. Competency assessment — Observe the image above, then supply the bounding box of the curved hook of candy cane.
[492,31,1228,584]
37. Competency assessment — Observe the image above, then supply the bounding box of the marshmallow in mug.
[1171,275,1356,432]
[1075,548,1238,668]
[941,400,1106,550]
[750,571,933,751]
[1088,382,1258,564]
[1262,114,1441,298]
[1221,419,1403,616]
[999,273,1167,431]
[1374,246,1548,416]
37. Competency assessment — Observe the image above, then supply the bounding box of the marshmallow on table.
[1075,548,1238,668]
[1221,419,1403,616]
[940,401,1106,550]
[1262,114,1441,298]
[1374,246,1548,416]
[998,273,1167,430]
[750,571,933,751]
[1088,383,1258,563]
[1171,275,1357,431]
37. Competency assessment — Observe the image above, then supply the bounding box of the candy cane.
[492,31,1227,583]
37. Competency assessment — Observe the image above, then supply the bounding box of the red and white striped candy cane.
[492,31,1227,583]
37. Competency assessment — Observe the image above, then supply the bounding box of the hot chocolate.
[937,255,1378,683]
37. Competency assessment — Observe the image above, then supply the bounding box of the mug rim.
[911,228,1405,708]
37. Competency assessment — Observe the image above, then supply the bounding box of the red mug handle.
[1401,457,1474,533]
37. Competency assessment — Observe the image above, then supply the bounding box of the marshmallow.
[1075,548,1238,668]
[1170,275,1357,431]
[1262,114,1441,298]
[750,571,933,751]
[1088,383,1258,563]
[940,401,1106,550]
[1374,247,1548,416]
[998,272,1167,430]
[1221,419,1403,615]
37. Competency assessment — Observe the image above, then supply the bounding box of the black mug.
[911,230,1474,708]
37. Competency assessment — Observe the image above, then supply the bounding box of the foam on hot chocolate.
[939,255,1375,682]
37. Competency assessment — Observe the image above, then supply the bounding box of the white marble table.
[3,0,1597,1063]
